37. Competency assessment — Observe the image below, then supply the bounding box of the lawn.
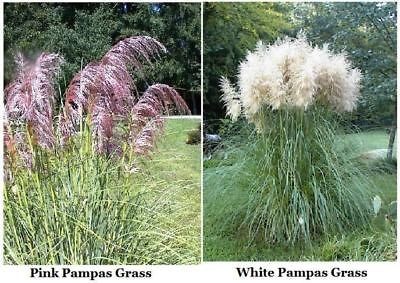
[144,118,201,263]
[204,129,397,261]
[4,118,201,265]
[345,129,397,156]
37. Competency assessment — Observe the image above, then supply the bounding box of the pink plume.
[5,52,63,149]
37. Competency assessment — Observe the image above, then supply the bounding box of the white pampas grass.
[220,77,241,122]
[220,35,362,124]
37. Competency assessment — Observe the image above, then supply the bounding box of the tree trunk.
[387,126,396,160]
[387,104,397,160]
[191,92,198,115]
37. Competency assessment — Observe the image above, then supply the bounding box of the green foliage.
[345,130,397,155]
[186,123,201,145]
[204,2,292,122]
[4,119,201,264]
[4,3,200,113]
[204,228,396,261]
[118,3,201,114]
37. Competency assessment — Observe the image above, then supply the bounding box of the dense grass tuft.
[4,119,200,265]
[204,126,396,261]
[206,108,374,245]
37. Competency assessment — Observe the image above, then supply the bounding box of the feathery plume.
[5,52,63,149]
[132,116,164,155]
[59,36,189,155]
[130,84,190,154]
[220,77,241,122]
[226,35,362,126]
[58,36,167,145]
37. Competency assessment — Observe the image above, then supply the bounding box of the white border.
[1,1,399,283]
[200,0,204,264]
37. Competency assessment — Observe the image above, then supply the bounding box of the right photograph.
[203,2,397,261]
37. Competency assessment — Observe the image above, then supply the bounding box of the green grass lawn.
[145,118,201,263]
[344,129,397,156]
[204,129,397,261]
[4,118,201,264]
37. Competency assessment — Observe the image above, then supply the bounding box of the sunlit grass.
[344,130,397,156]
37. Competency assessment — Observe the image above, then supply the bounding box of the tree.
[4,3,200,114]
[204,2,292,122]
[295,2,396,158]
[117,3,201,114]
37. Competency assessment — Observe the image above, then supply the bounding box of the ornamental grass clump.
[4,36,190,169]
[217,35,373,245]
[58,36,190,155]
[3,36,196,264]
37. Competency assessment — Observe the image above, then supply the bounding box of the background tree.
[204,2,396,158]
[203,2,292,123]
[4,3,201,114]
[295,2,396,157]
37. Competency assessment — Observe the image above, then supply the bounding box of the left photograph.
[3,3,201,264]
